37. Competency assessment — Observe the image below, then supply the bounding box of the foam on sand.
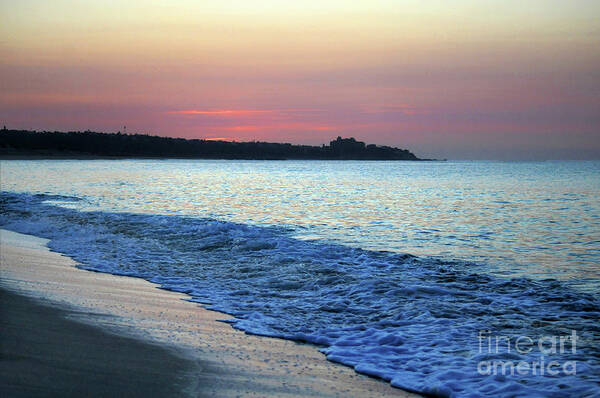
[0,228,416,397]
[1,192,599,397]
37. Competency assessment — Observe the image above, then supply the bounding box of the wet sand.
[0,288,199,398]
[0,229,418,397]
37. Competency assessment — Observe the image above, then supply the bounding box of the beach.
[1,160,599,396]
[3,0,599,395]
[0,229,417,397]
[0,288,199,397]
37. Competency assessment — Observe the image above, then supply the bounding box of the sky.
[1,0,599,159]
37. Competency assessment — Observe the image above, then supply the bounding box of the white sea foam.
[1,192,599,397]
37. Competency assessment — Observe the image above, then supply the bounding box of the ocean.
[1,159,599,396]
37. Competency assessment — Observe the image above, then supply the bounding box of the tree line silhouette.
[0,129,422,160]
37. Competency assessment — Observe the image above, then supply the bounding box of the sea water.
[1,160,599,396]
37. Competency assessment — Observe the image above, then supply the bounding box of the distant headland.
[0,129,428,160]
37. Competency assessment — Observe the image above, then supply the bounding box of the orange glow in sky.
[1,0,599,159]
[169,110,274,116]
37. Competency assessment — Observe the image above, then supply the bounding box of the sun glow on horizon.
[1,0,599,159]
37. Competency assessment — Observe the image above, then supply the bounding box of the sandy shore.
[0,288,199,397]
[0,229,417,397]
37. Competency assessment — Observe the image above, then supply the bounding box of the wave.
[1,192,599,397]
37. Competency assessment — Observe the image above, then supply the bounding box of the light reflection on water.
[2,159,599,287]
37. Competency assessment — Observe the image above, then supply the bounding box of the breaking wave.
[1,192,599,397]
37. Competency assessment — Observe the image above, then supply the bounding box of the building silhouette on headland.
[0,129,423,160]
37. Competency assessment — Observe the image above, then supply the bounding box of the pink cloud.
[168,109,274,116]
[168,108,325,117]
[216,123,337,132]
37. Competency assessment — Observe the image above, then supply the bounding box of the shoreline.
[0,130,425,160]
[0,229,417,397]
[0,153,438,161]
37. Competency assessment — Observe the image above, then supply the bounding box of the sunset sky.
[1,0,599,159]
